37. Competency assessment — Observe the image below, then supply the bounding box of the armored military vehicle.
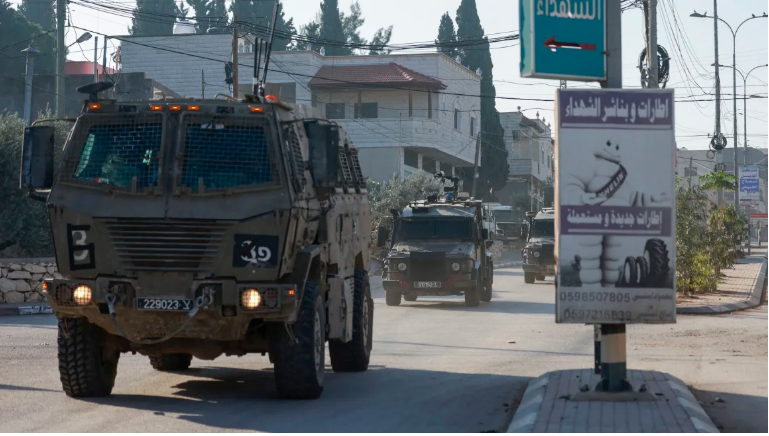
[19,74,374,399]
[376,174,494,307]
[522,207,555,284]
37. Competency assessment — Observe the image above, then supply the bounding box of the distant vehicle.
[490,205,526,249]
[522,207,555,284]
[377,174,494,307]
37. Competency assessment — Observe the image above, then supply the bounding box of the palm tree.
[699,170,737,206]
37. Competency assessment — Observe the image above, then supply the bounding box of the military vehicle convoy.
[376,174,494,307]
[521,207,556,284]
[19,79,374,400]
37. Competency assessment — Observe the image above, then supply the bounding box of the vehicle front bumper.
[42,277,299,342]
[382,275,477,295]
[522,262,556,275]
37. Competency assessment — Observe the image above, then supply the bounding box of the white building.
[118,32,482,183]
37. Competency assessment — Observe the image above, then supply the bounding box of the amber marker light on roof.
[88,103,101,110]
[187,105,201,111]
[250,106,264,113]
[149,104,164,111]
[169,104,183,111]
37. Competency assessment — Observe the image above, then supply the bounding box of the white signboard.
[739,166,760,206]
[555,89,676,324]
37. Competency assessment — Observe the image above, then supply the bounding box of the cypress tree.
[455,0,508,200]
[230,0,296,51]
[436,12,457,58]
[318,0,350,56]
[130,0,178,36]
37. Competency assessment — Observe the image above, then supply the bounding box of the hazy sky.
[19,0,767,150]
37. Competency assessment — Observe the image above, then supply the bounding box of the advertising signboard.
[555,89,676,324]
[739,166,760,206]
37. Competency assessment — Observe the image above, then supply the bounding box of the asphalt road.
[0,265,765,432]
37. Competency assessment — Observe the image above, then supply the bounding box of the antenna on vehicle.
[257,0,281,98]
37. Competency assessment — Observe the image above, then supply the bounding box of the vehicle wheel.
[636,256,649,286]
[57,317,120,398]
[271,280,325,399]
[385,291,401,306]
[620,256,638,287]
[329,269,373,372]
[524,272,535,284]
[149,353,192,371]
[644,239,670,286]
[464,283,481,307]
[403,294,417,302]
[480,281,492,302]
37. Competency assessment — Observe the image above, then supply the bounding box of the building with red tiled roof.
[308,63,447,90]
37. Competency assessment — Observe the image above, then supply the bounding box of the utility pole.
[689,156,694,187]
[21,47,40,126]
[471,132,482,199]
[56,0,66,117]
[232,14,239,99]
[595,0,627,392]
[102,37,108,82]
[202,70,205,98]
[731,23,739,212]
[646,0,659,88]
[713,0,724,200]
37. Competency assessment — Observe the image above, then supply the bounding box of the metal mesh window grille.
[284,124,306,187]
[62,115,164,192]
[339,148,354,185]
[179,115,279,192]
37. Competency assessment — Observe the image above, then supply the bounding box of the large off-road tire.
[644,239,670,287]
[271,280,325,399]
[57,317,120,398]
[636,256,649,286]
[621,256,638,286]
[329,270,373,372]
[481,273,493,303]
[403,294,417,302]
[524,272,535,284]
[149,353,192,371]
[464,282,481,307]
[385,291,401,306]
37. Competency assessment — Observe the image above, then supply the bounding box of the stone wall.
[0,259,59,305]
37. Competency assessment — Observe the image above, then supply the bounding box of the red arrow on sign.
[544,36,596,51]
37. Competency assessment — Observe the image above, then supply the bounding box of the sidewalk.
[677,246,767,314]
[507,369,719,433]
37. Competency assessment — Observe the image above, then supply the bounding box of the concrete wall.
[0,260,58,305]
[357,147,402,182]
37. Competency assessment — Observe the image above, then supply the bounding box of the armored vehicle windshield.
[394,218,474,241]
[530,219,555,238]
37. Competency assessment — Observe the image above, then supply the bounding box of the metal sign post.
[520,0,607,81]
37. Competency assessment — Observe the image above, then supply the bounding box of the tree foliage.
[295,1,393,55]
[186,0,228,34]
[229,0,297,51]
[436,12,458,58]
[699,170,737,192]
[19,0,54,31]
[130,0,178,36]
[0,109,71,257]
[0,1,57,77]
[454,0,509,200]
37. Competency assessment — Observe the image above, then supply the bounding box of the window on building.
[541,150,545,165]
[354,102,378,119]
[454,109,461,131]
[470,117,476,137]
[326,103,346,119]
[512,130,521,140]
[404,149,419,168]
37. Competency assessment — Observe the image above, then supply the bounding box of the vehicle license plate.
[413,281,441,289]
[136,298,194,311]
[546,265,555,272]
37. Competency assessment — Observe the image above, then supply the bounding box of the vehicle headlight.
[241,288,262,309]
[451,262,461,272]
[533,251,541,258]
[397,262,407,272]
[72,285,92,305]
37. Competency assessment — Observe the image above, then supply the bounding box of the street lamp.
[713,62,768,166]
[67,32,92,49]
[690,11,767,210]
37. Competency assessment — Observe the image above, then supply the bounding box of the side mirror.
[306,122,340,188]
[376,226,390,247]
[20,125,55,190]
[482,228,489,240]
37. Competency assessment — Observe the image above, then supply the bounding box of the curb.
[0,303,53,316]
[665,374,720,433]
[506,373,550,433]
[677,259,767,315]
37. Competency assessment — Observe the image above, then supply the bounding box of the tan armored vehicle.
[19,81,373,400]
